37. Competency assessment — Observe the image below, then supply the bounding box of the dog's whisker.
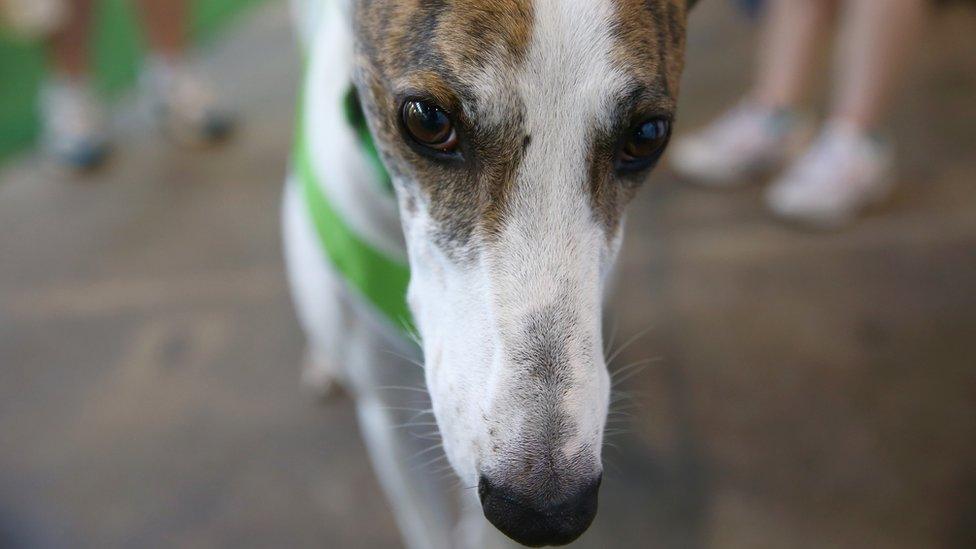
[607,410,634,418]
[402,399,434,412]
[611,361,658,390]
[375,385,431,394]
[394,421,440,430]
[405,410,436,424]
[379,406,434,416]
[609,391,646,406]
[612,363,655,388]
[379,349,426,370]
[604,324,656,367]
[417,453,449,470]
[433,465,455,476]
[430,463,456,476]
[602,440,622,453]
[610,356,661,377]
[609,399,645,411]
[396,318,424,348]
[609,358,658,387]
[438,472,462,486]
[409,442,444,461]
[609,398,636,409]
[408,431,442,441]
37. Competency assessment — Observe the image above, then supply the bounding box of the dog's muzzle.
[478,474,601,547]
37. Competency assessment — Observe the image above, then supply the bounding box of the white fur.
[406,0,626,484]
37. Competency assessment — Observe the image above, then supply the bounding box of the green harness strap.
[294,84,414,333]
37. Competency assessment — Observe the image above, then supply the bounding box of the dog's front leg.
[346,344,457,549]
[284,179,456,548]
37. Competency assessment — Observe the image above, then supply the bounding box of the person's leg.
[765,0,929,227]
[830,0,928,131]
[753,0,838,109]
[136,0,235,145]
[42,0,110,170]
[137,0,188,59]
[670,0,836,186]
[48,0,96,78]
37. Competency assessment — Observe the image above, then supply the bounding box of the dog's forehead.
[370,0,685,110]
[355,0,687,251]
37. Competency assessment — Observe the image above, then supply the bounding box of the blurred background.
[1,0,974,547]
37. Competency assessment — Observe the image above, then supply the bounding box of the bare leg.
[830,0,928,132]
[283,180,455,549]
[136,0,235,145]
[42,0,111,170]
[669,0,839,185]
[764,0,928,226]
[48,0,96,78]
[753,0,838,109]
[137,0,188,59]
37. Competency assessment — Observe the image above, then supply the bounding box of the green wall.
[0,0,263,162]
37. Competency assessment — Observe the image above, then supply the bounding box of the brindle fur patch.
[353,0,533,258]
[352,0,688,250]
[586,0,688,235]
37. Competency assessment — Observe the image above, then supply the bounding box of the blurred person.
[42,0,234,171]
[670,0,928,227]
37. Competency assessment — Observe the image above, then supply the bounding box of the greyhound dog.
[284,0,693,546]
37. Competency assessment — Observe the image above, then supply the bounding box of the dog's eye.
[402,99,458,153]
[617,118,670,171]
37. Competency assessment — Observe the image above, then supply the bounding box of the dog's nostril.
[478,474,601,547]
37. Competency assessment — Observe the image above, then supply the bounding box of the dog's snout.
[478,474,601,547]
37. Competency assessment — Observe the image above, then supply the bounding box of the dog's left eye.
[401,99,459,154]
[617,118,671,171]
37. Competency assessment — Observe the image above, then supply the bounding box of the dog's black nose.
[478,474,601,547]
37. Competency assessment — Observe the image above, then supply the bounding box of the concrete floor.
[1,2,975,548]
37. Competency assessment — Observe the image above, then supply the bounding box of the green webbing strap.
[295,83,414,334]
[343,88,393,193]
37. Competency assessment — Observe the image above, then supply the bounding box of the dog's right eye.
[401,99,459,154]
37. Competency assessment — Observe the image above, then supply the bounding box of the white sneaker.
[765,121,894,228]
[39,77,111,171]
[142,56,235,147]
[669,102,809,186]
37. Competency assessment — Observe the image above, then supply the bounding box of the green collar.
[295,85,414,333]
[343,88,393,193]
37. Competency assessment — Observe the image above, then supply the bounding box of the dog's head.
[351,0,689,545]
